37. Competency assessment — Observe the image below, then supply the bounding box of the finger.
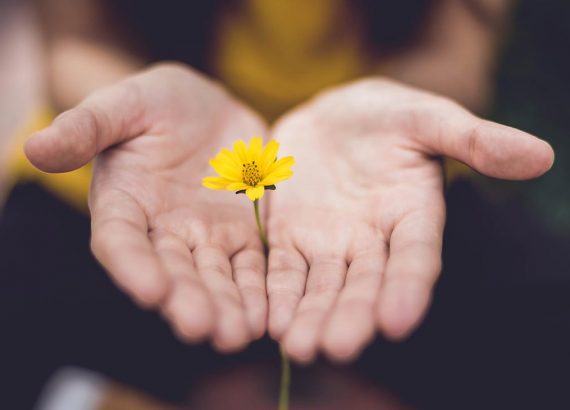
[193,244,251,352]
[151,232,215,343]
[282,257,347,363]
[417,102,554,180]
[231,247,267,339]
[90,189,168,307]
[377,205,445,340]
[321,245,387,362]
[267,247,309,340]
[25,80,146,173]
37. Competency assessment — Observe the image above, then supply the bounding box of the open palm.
[266,79,554,362]
[26,64,268,351]
[26,69,553,360]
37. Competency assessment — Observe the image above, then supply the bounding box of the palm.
[94,92,262,249]
[267,78,551,362]
[29,64,268,351]
[26,71,552,360]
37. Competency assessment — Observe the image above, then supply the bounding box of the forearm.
[48,38,143,110]
[380,0,515,113]
[37,0,145,111]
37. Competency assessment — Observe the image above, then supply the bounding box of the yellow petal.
[260,170,293,186]
[227,182,249,191]
[217,148,242,168]
[209,158,242,181]
[245,185,265,201]
[259,140,279,174]
[266,155,295,175]
[233,140,249,163]
[202,176,232,190]
[248,136,263,162]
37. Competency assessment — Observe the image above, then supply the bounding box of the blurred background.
[1,0,569,409]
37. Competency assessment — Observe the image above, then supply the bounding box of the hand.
[25,64,268,352]
[266,78,554,362]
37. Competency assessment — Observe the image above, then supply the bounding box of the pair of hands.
[25,63,553,363]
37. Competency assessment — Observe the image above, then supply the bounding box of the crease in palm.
[25,66,553,362]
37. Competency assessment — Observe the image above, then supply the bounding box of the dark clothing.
[2,182,569,409]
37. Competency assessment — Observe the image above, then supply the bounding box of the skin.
[26,64,269,352]
[25,64,554,361]
[265,78,554,363]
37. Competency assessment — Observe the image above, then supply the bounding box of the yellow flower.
[203,136,295,201]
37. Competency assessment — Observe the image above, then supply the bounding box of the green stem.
[252,199,290,410]
[279,346,290,410]
[253,199,269,252]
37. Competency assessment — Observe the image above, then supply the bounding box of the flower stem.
[253,199,269,252]
[279,346,291,410]
[252,199,289,410]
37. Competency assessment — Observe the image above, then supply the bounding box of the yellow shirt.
[212,0,368,121]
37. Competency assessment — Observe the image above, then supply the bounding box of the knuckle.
[59,107,101,159]
[465,122,485,164]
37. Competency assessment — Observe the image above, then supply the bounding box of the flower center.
[242,161,261,186]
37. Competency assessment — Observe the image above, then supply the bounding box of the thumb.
[419,102,554,180]
[25,81,146,173]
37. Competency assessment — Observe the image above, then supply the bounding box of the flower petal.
[245,185,265,201]
[233,140,249,163]
[216,148,242,168]
[202,176,233,190]
[260,140,279,174]
[266,155,295,174]
[227,182,249,191]
[209,158,242,181]
[248,136,263,162]
[260,170,293,186]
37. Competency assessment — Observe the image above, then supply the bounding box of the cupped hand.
[266,78,554,362]
[25,63,268,351]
